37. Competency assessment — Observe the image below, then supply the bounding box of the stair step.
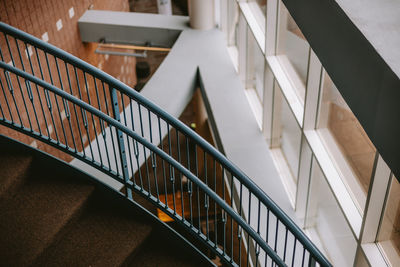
[0,151,33,199]
[33,191,153,267]
[126,230,205,267]
[0,166,95,266]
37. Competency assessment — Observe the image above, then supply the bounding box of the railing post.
[110,87,133,199]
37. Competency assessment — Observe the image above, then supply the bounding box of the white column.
[188,0,215,30]
[157,0,172,15]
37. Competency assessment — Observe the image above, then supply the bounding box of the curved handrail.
[0,22,331,266]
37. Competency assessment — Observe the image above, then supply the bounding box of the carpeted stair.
[0,135,213,267]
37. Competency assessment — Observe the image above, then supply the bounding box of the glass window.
[276,2,309,100]
[273,83,302,181]
[316,73,376,212]
[377,176,400,266]
[246,28,265,101]
[227,0,240,47]
[306,159,357,266]
[248,0,266,31]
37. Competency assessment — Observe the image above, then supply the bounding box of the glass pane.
[275,85,302,180]
[248,0,266,31]
[227,0,240,47]
[246,28,265,101]
[377,176,400,266]
[317,73,376,212]
[306,159,357,266]
[276,2,309,99]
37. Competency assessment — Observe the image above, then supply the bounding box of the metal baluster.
[83,72,102,165]
[98,81,111,170]
[138,103,151,195]
[103,83,119,173]
[185,136,193,225]
[149,110,159,201]
[213,160,218,247]
[301,247,306,267]
[64,63,85,155]
[176,128,184,220]
[291,238,297,267]
[0,77,13,123]
[204,151,209,241]
[265,209,270,267]
[158,117,167,204]
[38,51,59,143]
[221,167,226,256]
[93,77,111,167]
[120,93,134,186]
[167,123,176,213]
[13,38,33,131]
[230,173,234,263]
[255,200,261,267]
[74,67,94,160]
[110,86,132,199]
[3,35,23,127]
[32,47,51,138]
[247,192,252,267]
[54,58,76,151]
[238,183,243,266]
[44,53,67,146]
[195,145,200,231]
[22,42,41,135]
[283,227,288,263]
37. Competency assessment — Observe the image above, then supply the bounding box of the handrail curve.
[0,22,331,267]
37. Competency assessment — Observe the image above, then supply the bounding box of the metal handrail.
[0,22,331,267]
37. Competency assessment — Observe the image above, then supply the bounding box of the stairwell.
[0,134,212,266]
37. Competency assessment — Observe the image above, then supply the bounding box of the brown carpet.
[0,136,213,267]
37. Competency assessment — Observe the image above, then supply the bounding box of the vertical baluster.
[83,72,103,165]
[120,94,134,186]
[3,34,23,127]
[301,246,306,267]
[255,200,261,267]
[13,38,33,131]
[265,209,270,267]
[33,47,51,138]
[93,78,111,168]
[204,151,209,241]
[64,63,85,156]
[291,238,297,267]
[138,103,151,195]
[195,145,201,231]
[40,52,59,143]
[176,128,184,220]
[238,183,243,266]
[230,173,234,263]
[221,167,226,256]
[158,117,167,205]
[110,86,132,199]
[23,42,41,135]
[149,110,159,201]
[283,227,288,263]
[74,67,94,160]
[167,123,176,213]
[0,77,14,123]
[54,58,76,152]
[213,160,217,247]
[247,192,252,267]
[103,84,119,174]
[44,53,68,147]
[274,219,279,263]
[99,82,111,170]
[185,136,193,225]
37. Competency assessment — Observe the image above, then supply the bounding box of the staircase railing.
[0,22,331,267]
